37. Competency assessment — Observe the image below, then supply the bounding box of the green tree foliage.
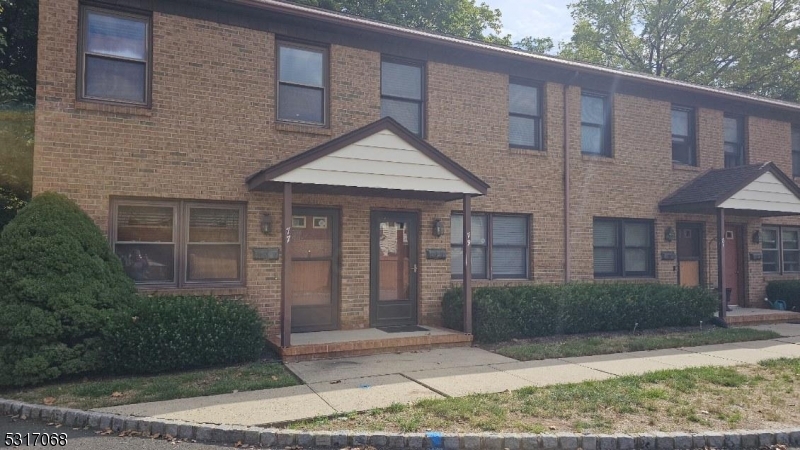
[514,36,556,54]
[560,0,800,100]
[0,0,37,105]
[292,0,512,44]
[0,107,33,228]
[0,193,136,387]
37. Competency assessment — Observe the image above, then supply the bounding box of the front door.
[723,224,744,307]
[291,207,340,332]
[677,223,703,287]
[370,211,418,327]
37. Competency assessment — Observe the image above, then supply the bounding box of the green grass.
[1,361,299,410]
[492,327,780,361]
[287,358,800,434]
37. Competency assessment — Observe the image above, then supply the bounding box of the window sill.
[137,285,247,297]
[510,147,547,156]
[75,100,152,117]
[673,163,701,172]
[582,153,614,163]
[275,121,332,136]
[594,276,658,282]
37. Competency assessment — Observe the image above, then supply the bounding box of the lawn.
[486,327,780,361]
[288,357,800,434]
[0,361,299,410]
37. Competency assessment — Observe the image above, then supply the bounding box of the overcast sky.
[488,0,575,47]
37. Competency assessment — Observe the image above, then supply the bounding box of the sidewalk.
[96,324,800,427]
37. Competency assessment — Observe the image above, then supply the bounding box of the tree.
[514,36,556,54]
[292,0,512,44]
[0,0,37,105]
[0,107,33,229]
[560,0,800,101]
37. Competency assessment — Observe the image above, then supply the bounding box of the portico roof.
[246,117,489,201]
[659,162,800,216]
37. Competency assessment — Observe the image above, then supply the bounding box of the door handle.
[412,264,418,273]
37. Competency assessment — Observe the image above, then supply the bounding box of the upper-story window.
[581,92,611,156]
[792,126,800,177]
[79,6,151,105]
[277,41,328,126]
[723,115,745,168]
[381,58,424,136]
[508,80,542,150]
[671,105,696,166]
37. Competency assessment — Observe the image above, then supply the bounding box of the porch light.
[664,226,676,242]
[261,213,273,235]
[752,229,761,244]
[432,219,444,237]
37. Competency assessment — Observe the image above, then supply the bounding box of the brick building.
[33,0,800,357]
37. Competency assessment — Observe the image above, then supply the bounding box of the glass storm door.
[370,211,418,327]
[290,207,340,332]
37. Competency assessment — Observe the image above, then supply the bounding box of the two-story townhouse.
[33,0,800,360]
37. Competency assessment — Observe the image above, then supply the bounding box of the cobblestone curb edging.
[2,398,799,449]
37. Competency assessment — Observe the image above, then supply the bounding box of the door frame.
[676,222,705,288]
[724,223,747,307]
[290,206,341,333]
[369,209,420,327]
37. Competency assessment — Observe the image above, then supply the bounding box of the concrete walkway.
[97,324,800,427]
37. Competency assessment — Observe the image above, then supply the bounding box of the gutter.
[228,0,800,114]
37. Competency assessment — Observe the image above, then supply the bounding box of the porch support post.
[281,182,293,347]
[717,207,726,320]
[463,194,472,334]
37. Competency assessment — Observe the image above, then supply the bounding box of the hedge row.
[765,280,800,312]
[443,283,718,343]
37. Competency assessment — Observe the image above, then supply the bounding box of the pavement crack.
[398,372,451,398]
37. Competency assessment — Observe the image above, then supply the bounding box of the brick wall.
[34,0,800,338]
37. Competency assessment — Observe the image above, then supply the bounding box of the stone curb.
[2,398,799,449]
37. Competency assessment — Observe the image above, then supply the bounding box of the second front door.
[370,210,419,327]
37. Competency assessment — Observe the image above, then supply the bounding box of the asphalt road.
[0,415,237,449]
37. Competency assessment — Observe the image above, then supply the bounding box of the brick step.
[725,309,800,326]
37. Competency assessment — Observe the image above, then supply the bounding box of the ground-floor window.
[593,218,655,278]
[111,198,245,287]
[450,213,529,279]
[762,225,800,274]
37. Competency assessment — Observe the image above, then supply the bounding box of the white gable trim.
[719,171,800,213]
[272,130,482,195]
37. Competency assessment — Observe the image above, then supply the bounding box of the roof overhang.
[246,117,489,202]
[659,162,800,217]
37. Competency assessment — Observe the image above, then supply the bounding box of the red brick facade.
[34,0,800,339]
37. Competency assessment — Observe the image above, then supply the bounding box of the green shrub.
[442,283,717,343]
[765,280,800,312]
[104,295,265,374]
[0,192,136,387]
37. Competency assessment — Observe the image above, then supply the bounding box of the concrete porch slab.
[559,352,676,376]
[94,385,335,426]
[308,374,443,412]
[287,347,516,383]
[404,365,532,397]
[490,359,615,385]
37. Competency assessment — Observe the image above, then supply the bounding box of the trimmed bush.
[765,280,800,312]
[104,295,265,374]
[0,192,136,387]
[443,283,717,343]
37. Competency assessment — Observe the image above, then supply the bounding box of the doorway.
[290,207,340,332]
[723,224,746,307]
[370,210,419,327]
[677,223,703,287]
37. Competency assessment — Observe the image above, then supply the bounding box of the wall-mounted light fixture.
[261,213,273,235]
[664,226,676,242]
[752,229,761,244]
[432,219,444,237]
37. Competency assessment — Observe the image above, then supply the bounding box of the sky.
[488,0,575,47]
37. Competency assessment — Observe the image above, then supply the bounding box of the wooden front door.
[291,207,340,332]
[677,223,703,287]
[723,224,745,307]
[370,210,418,327]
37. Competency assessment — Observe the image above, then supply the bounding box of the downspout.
[563,72,579,283]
